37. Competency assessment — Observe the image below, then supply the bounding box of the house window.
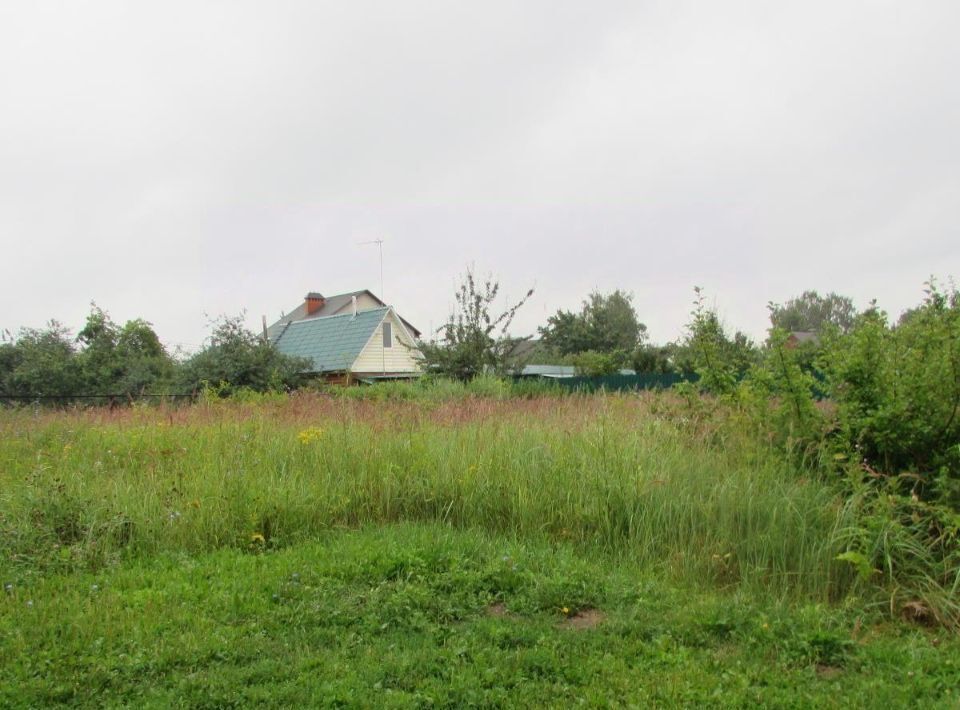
[383,322,392,348]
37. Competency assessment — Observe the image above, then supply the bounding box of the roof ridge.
[323,288,379,300]
[288,306,388,325]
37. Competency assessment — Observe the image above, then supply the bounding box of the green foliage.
[0,306,175,399]
[739,328,825,454]
[631,343,676,374]
[684,287,759,395]
[769,290,857,334]
[717,280,960,626]
[178,314,309,395]
[539,290,646,356]
[822,282,960,500]
[810,283,960,625]
[4,525,957,706]
[417,269,533,380]
[76,305,175,395]
[835,550,874,582]
[0,321,80,397]
[570,349,624,376]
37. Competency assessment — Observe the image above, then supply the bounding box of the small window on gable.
[383,322,393,348]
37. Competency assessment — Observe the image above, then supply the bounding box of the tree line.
[0,307,307,399]
[419,270,864,379]
[0,274,947,401]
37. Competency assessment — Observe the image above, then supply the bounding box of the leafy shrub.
[571,350,624,376]
[822,283,960,504]
[784,284,958,625]
[683,280,960,626]
[0,321,82,397]
[417,269,533,380]
[178,315,309,396]
[684,288,759,395]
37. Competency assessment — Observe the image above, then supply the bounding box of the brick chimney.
[305,292,325,315]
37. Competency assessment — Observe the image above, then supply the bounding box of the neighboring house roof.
[267,290,421,341]
[787,331,820,345]
[520,365,577,378]
[272,308,389,373]
[507,339,541,360]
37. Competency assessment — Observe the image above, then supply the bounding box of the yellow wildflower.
[250,533,265,544]
[561,606,570,615]
[297,427,324,445]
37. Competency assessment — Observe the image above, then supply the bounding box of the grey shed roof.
[272,308,388,373]
[518,365,637,378]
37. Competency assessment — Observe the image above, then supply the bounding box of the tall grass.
[0,393,853,600]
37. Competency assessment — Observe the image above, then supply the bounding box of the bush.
[822,284,960,504]
[178,315,310,396]
[715,281,960,627]
[571,350,624,376]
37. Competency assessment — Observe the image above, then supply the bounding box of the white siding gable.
[351,310,422,374]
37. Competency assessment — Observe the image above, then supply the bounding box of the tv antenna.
[358,238,385,300]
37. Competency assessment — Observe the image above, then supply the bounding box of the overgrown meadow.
[2,388,959,706]
[2,392,844,595]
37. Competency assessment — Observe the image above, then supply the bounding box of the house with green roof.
[268,292,422,383]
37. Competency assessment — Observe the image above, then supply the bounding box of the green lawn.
[2,523,957,708]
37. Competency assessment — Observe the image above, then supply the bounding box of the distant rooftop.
[788,331,820,344]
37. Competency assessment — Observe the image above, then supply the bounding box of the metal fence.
[518,372,696,393]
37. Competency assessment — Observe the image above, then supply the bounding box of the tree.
[418,269,534,380]
[631,343,676,374]
[769,290,857,334]
[684,287,760,394]
[75,305,175,395]
[114,319,175,394]
[571,350,622,376]
[1,321,81,397]
[177,314,309,394]
[539,290,646,358]
[76,305,122,392]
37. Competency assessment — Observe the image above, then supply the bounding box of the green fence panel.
[540,373,696,393]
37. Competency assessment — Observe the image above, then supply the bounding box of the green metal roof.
[272,308,387,373]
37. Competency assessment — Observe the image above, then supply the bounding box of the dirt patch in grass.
[560,608,606,630]
[486,602,511,618]
[815,664,843,680]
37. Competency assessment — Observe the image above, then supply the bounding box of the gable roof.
[266,289,421,340]
[272,307,388,373]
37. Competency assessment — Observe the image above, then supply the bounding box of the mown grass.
[2,523,958,707]
[2,393,849,600]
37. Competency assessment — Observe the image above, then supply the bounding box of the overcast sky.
[2,1,958,352]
